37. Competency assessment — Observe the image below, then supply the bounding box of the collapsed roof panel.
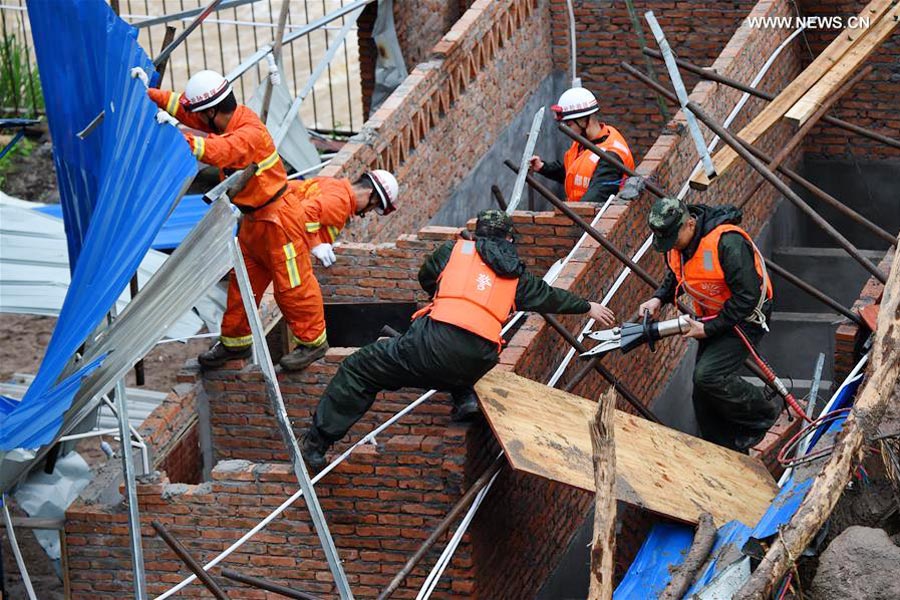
[0,0,197,452]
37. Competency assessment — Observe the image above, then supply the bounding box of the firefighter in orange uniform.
[530,87,635,202]
[299,209,616,471]
[140,69,399,371]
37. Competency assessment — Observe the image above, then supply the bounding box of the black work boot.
[300,425,332,473]
[450,388,481,422]
[198,342,252,369]
[280,342,329,371]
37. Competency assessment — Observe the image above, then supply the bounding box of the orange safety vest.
[563,125,635,201]
[414,239,518,346]
[666,224,773,325]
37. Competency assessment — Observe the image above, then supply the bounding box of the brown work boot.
[279,342,329,371]
[198,342,252,369]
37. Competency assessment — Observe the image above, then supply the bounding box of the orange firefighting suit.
[148,89,356,348]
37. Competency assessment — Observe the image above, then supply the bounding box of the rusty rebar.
[221,570,323,600]
[621,61,897,248]
[376,456,505,600]
[683,100,887,283]
[152,521,230,600]
[491,184,508,211]
[642,47,900,151]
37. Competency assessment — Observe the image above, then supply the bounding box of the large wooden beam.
[786,5,900,125]
[588,388,617,600]
[735,248,900,600]
[475,370,779,527]
[689,0,894,190]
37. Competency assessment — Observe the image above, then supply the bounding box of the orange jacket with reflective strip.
[289,177,356,245]
[563,124,635,201]
[418,239,518,345]
[666,224,773,318]
[148,89,287,210]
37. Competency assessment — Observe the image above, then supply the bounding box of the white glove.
[155,109,179,127]
[130,67,150,89]
[311,243,336,268]
[265,53,282,86]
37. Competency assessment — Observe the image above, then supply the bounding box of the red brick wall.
[797,0,900,159]
[548,0,759,159]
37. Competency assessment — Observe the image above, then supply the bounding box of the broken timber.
[690,0,897,189]
[475,369,779,527]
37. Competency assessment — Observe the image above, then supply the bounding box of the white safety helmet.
[183,70,233,112]
[366,170,399,216]
[551,87,599,122]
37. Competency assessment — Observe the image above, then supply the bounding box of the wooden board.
[786,5,900,125]
[689,0,895,190]
[476,369,779,527]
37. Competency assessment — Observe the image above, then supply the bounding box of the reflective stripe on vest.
[666,224,774,322]
[563,125,635,201]
[418,239,518,345]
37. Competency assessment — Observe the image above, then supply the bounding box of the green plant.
[0,136,34,188]
[0,32,43,117]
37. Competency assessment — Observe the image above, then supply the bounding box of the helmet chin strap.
[205,107,221,133]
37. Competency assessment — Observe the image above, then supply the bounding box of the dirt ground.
[0,140,58,203]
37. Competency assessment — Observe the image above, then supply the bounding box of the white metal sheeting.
[0,192,225,339]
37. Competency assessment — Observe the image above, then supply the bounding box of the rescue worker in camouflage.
[300,209,616,471]
[639,197,780,452]
[139,69,399,372]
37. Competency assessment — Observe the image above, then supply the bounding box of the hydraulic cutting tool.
[581,313,691,357]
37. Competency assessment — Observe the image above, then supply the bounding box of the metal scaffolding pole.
[680,101,888,284]
[1,496,37,600]
[229,237,354,600]
[642,48,900,152]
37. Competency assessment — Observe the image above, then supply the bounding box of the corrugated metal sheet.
[0,194,224,336]
[0,0,197,452]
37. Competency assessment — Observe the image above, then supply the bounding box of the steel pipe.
[377,456,505,600]
[642,48,900,151]
[620,61,897,248]
[491,184,508,211]
[221,570,323,600]
[152,521,231,600]
[682,100,888,283]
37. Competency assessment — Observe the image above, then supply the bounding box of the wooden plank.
[786,5,900,125]
[475,369,779,527]
[689,0,894,190]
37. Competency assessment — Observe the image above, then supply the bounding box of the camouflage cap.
[648,197,688,252]
[475,209,515,239]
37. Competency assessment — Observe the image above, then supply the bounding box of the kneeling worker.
[638,198,780,452]
[529,87,635,202]
[141,69,399,371]
[300,209,616,470]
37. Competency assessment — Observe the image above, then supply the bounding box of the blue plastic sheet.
[38,194,213,252]
[613,523,694,599]
[0,0,196,451]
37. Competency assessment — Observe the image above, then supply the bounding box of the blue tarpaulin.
[613,523,694,599]
[37,194,213,252]
[0,0,196,451]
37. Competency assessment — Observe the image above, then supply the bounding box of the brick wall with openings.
[797,0,900,159]
[834,251,894,384]
[63,0,821,596]
[547,0,759,159]
[327,0,554,244]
